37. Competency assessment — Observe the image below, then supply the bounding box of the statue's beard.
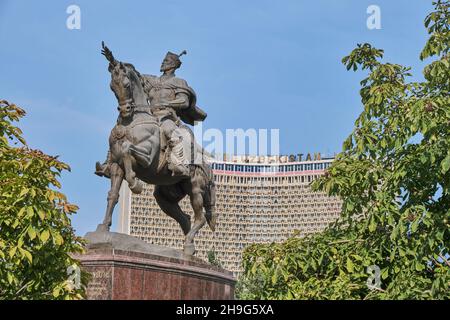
[161,63,177,73]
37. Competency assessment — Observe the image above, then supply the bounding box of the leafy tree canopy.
[238,1,449,299]
[0,100,87,299]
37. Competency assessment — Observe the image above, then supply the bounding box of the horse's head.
[110,62,136,118]
[102,42,147,119]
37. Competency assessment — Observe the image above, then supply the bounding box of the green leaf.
[411,219,420,233]
[381,268,389,280]
[390,247,397,262]
[441,152,450,174]
[17,207,26,218]
[415,262,425,272]
[52,233,64,246]
[19,188,29,198]
[9,246,17,258]
[37,210,46,220]
[347,202,354,212]
[52,287,61,298]
[19,248,32,263]
[7,273,14,284]
[251,261,258,275]
[26,206,34,218]
[27,226,37,240]
[11,219,19,229]
[346,257,354,273]
[368,215,377,233]
[271,272,277,285]
[24,250,32,263]
[40,230,50,242]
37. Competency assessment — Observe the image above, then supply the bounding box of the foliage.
[238,1,450,300]
[0,100,87,299]
[207,248,223,268]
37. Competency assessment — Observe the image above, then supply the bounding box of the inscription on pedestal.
[86,267,112,300]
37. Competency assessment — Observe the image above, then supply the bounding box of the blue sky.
[0,0,434,235]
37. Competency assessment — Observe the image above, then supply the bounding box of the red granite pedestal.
[75,231,235,300]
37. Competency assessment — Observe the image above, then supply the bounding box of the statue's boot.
[95,151,112,178]
[95,162,111,178]
[168,137,190,177]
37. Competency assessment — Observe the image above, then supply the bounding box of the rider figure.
[95,50,207,178]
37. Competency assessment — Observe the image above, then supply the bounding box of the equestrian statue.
[94,42,216,255]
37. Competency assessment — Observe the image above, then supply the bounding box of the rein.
[132,104,152,115]
[129,104,159,128]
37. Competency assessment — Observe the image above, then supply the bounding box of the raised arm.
[101,41,117,68]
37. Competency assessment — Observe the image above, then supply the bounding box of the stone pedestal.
[75,231,235,300]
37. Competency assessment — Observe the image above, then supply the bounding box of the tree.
[207,248,223,268]
[238,1,449,299]
[0,100,87,299]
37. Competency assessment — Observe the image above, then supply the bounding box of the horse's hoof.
[96,223,110,232]
[129,180,143,194]
[181,215,191,236]
[184,244,195,256]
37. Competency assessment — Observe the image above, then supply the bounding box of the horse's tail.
[201,165,217,232]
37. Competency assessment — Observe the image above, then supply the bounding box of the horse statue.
[95,43,217,255]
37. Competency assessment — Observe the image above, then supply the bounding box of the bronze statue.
[95,42,216,255]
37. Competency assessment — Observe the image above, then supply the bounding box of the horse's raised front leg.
[128,134,158,168]
[122,141,143,194]
[97,163,124,232]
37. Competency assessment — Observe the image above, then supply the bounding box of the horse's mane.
[122,62,141,78]
[121,62,149,93]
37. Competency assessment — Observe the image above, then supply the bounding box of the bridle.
[115,68,152,116]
